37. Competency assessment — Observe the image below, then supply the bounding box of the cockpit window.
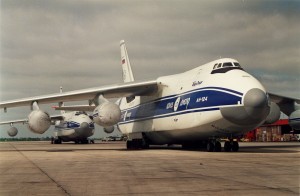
[222,62,233,67]
[211,61,244,74]
[213,63,218,69]
[75,111,87,116]
[233,62,241,67]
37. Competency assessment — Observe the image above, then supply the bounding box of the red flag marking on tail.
[122,59,125,64]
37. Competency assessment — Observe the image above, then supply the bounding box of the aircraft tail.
[120,40,135,83]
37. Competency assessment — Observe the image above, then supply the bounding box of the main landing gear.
[50,137,61,144]
[224,139,239,152]
[126,139,149,150]
[181,139,239,152]
[206,140,222,152]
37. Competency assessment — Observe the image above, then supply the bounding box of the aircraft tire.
[206,142,214,152]
[126,140,133,149]
[214,141,222,152]
[127,139,146,150]
[232,141,239,152]
[81,139,89,144]
[224,141,231,152]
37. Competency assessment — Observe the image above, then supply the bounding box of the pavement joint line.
[168,167,299,195]
[8,143,72,196]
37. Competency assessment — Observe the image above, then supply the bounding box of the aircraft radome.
[1,40,299,152]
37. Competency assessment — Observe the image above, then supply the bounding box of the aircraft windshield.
[75,111,87,116]
[211,61,243,74]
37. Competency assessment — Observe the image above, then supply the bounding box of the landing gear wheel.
[126,139,149,150]
[214,141,222,152]
[206,142,215,152]
[81,139,89,144]
[126,140,133,149]
[224,141,231,152]
[232,141,239,152]
[54,139,62,144]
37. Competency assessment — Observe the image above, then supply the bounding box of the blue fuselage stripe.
[119,88,243,125]
[55,121,95,129]
[289,118,300,122]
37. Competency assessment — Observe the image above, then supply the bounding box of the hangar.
[244,119,299,142]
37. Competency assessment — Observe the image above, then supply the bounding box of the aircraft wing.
[0,114,64,125]
[0,119,28,125]
[268,93,300,104]
[0,80,158,110]
[268,92,300,115]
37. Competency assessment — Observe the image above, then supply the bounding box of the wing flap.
[268,93,300,104]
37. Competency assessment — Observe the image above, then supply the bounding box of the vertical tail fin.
[59,86,65,114]
[120,40,135,83]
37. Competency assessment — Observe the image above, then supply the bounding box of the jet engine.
[93,102,121,127]
[103,126,114,134]
[7,127,18,137]
[289,110,300,130]
[27,110,51,134]
[264,102,281,124]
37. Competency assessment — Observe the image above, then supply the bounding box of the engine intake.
[289,110,300,131]
[264,102,281,124]
[27,110,51,134]
[93,102,121,127]
[103,126,114,134]
[7,127,18,137]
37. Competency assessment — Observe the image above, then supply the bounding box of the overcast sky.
[1,0,299,138]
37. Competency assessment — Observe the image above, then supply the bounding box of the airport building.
[243,119,299,142]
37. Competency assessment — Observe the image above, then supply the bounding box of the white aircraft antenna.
[120,40,135,83]
[59,86,65,114]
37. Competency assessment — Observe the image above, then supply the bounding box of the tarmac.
[0,141,299,196]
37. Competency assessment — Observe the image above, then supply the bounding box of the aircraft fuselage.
[118,58,270,144]
[54,111,95,143]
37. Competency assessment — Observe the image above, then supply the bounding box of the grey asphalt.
[0,141,299,195]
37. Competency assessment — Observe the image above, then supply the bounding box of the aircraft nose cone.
[80,122,89,129]
[220,88,270,126]
[244,88,268,111]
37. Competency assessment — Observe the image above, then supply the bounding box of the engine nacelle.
[289,110,300,130]
[27,110,51,134]
[7,127,18,137]
[264,102,281,124]
[93,102,121,127]
[103,126,114,134]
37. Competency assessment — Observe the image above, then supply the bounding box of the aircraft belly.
[55,129,76,137]
[55,128,94,141]
[118,110,258,144]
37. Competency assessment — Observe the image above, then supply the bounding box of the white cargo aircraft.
[0,88,96,144]
[1,40,299,151]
